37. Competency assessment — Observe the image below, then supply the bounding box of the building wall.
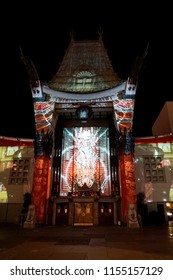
[1,134,173,225]
[134,137,173,224]
[0,144,34,223]
[152,101,173,136]
[134,140,173,201]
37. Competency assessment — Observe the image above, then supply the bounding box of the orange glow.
[34,101,55,133]
[119,122,132,131]
[135,135,173,144]
[35,124,49,133]
[0,138,34,147]
[116,112,133,119]
[46,159,51,199]
[32,155,50,224]
[119,151,137,221]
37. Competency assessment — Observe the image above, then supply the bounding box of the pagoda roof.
[48,37,122,93]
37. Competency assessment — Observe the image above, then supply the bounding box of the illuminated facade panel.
[34,102,55,132]
[60,127,111,196]
[134,142,173,203]
[0,145,34,203]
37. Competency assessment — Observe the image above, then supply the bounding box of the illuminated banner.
[60,127,111,196]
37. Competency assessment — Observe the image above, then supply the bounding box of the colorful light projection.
[0,145,34,203]
[113,99,134,131]
[34,102,55,132]
[60,127,111,196]
[0,146,18,203]
[135,142,173,202]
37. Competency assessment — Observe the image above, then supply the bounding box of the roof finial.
[70,30,75,42]
[129,41,150,84]
[98,27,103,41]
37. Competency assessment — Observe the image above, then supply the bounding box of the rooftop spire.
[70,30,75,42]
[19,46,43,100]
[98,27,103,41]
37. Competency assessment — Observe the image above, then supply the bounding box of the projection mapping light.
[60,127,111,196]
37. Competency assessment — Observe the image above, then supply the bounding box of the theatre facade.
[1,35,172,226]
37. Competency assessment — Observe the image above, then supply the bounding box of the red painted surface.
[120,151,137,222]
[31,155,51,224]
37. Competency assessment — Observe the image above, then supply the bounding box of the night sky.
[1,2,172,139]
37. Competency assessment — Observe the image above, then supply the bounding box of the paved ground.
[0,223,173,260]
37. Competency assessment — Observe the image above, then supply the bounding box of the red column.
[119,151,137,222]
[31,155,51,224]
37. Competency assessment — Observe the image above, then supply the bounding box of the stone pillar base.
[128,204,139,228]
[23,204,36,229]
[23,222,36,229]
[128,221,139,228]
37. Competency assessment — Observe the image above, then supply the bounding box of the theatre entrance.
[74,202,94,226]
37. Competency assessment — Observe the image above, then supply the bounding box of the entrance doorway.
[98,202,114,225]
[74,202,93,226]
[56,203,69,225]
